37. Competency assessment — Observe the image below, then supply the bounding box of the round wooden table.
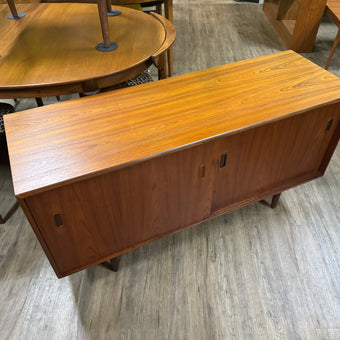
[0,3,175,98]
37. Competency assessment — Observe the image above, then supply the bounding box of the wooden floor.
[1,1,340,339]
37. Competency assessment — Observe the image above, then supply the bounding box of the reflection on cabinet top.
[4,50,340,198]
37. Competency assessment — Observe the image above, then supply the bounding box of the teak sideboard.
[4,51,340,278]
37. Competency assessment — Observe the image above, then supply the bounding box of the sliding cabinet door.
[151,142,215,235]
[25,141,215,276]
[211,105,340,213]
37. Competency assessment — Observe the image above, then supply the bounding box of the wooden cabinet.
[4,51,340,278]
[263,0,327,52]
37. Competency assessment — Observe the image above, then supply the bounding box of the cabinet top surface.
[5,50,340,197]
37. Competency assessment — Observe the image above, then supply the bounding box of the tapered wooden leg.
[35,97,44,107]
[96,0,118,51]
[7,0,18,18]
[6,0,25,19]
[167,47,173,77]
[326,28,340,70]
[107,256,120,272]
[158,53,167,80]
[164,0,173,76]
[97,0,111,48]
[0,201,19,224]
[106,0,121,16]
[105,0,111,13]
[271,193,281,209]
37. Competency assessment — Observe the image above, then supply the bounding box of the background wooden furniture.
[1,0,174,75]
[263,0,327,52]
[0,3,175,98]
[5,0,25,18]
[325,0,340,69]
[3,0,117,50]
[0,103,19,224]
[5,50,340,278]
[118,0,173,76]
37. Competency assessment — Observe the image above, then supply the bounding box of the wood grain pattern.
[276,0,298,20]
[117,0,174,76]
[5,51,340,277]
[292,0,327,51]
[5,50,340,197]
[327,0,340,27]
[211,104,339,212]
[24,142,214,276]
[151,12,176,58]
[0,3,170,97]
[263,0,327,52]
[21,101,340,277]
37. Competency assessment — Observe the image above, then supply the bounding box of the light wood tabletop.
[0,3,175,98]
[5,50,340,197]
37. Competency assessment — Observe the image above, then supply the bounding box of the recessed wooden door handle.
[199,164,206,179]
[325,119,333,132]
[220,153,227,168]
[53,213,64,228]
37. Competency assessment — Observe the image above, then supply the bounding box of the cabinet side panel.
[17,198,63,277]
[319,119,340,175]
